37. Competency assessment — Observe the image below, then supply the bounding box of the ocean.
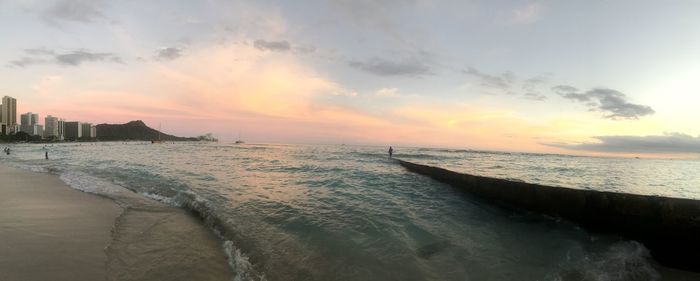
[3,142,700,280]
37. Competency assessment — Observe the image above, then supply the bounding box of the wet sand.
[0,165,121,281]
[0,165,233,281]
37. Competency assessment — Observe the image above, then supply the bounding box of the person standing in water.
[388,146,394,158]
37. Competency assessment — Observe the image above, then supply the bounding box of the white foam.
[552,241,661,281]
[138,192,178,205]
[59,171,124,195]
[223,240,266,281]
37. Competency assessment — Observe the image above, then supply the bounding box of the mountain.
[95,120,196,141]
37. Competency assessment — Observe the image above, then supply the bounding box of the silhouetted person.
[45,151,49,160]
[388,146,394,158]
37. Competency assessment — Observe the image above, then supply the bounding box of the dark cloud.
[523,92,547,101]
[8,48,122,67]
[552,86,654,120]
[544,133,700,154]
[253,40,291,52]
[464,67,515,90]
[56,50,121,65]
[155,47,183,61]
[43,0,104,23]
[349,57,430,77]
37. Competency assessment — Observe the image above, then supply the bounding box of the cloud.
[293,45,316,54]
[9,48,123,67]
[506,3,545,25]
[523,92,547,101]
[43,0,104,24]
[155,47,183,61]
[518,75,550,101]
[551,85,578,95]
[376,87,399,97]
[464,67,515,91]
[349,57,430,77]
[10,57,49,67]
[522,75,548,91]
[544,133,700,154]
[552,86,654,120]
[329,89,358,97]
[253,39,291,52]
[56,50,122,65]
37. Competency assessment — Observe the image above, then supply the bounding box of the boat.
[234,132,244,144]
[152,123,164,144]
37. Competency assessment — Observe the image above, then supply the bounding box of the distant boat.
[234,132,244,144]
[152,123,164,144]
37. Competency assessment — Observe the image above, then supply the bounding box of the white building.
[20,112,41,135]
[57,119,65,140]
[44,115,65,140]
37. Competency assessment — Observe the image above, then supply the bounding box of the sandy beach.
[0,164,121,280]
[0,164,233,281]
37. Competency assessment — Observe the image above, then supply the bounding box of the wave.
[13,163,265,281]
[394,153,451,160]
[549,241,660,281]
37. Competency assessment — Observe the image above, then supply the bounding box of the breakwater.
[396,159,700,272]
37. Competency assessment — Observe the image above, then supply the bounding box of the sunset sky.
[1,0,699,156]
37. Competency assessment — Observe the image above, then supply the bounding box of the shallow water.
[3,142,700,280]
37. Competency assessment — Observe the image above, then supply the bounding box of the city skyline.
[0,95,96,140]
[1,1,700,156]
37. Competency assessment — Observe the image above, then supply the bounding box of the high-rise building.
[44,115,63,139]
[64,121,82,140]
[20,112,38,126]
[57,119,65,140]
[81,123,94,139]
[1,96,17,133]
[20,112,41,135]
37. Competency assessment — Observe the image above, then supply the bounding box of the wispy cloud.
[155,47,183,61]
[9,48,123,67]
[464,67,516,91]
[349,57,430,77]
[506,2,545,25]
[523,92,547,101]
[544,133,700,154]
[42,0,105,24]
[463,67,553,101]
[375,87,399,97]
[253,39,291,52]
[552,86,655,120]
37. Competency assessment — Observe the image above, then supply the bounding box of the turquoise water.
[3,142,700,280]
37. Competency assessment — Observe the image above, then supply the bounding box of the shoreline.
[0,164,234,281]
[0,164,122,281]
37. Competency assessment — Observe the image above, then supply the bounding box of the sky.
[1,0,699,157]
